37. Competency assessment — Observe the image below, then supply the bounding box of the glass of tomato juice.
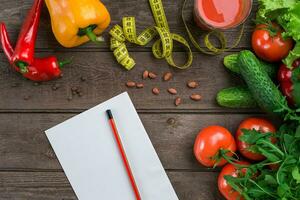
[194,0,252,30]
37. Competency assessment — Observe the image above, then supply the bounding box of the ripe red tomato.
[218,161,249,200]
[236,118,276,161]
[194,126,236,167]
[252,23,293,62]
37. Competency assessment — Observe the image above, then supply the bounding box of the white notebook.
[45,92,178,200]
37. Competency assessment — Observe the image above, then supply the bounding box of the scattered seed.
[126,81,136,88]
[190,94,202,101]
[136,83,144,88]
[149,72,157,79]
[168,88,177,95]
[33,82,40,86]
[67,96,73,101]
[152,87,160,95]
[143,70,149,79]
[163,72,173,81]
[175,97,182,106]
[78,92,83,97]
[187,81,199,89]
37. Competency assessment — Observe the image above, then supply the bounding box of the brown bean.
[175,97,182,106]
[136,83,144,88]
[168,88,177,95]
[143,70,149,79]
[126,81,136,88]
[190,94,202,101]
[152,87,160,95]
[187,81,199,89]
[149,72,157,79]
[163,72,173,81]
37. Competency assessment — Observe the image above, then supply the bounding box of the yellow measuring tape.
[110,0,193,70]
[181,0,245,55]
[110,0,244,70]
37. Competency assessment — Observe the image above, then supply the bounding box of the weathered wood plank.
[0,51,251,111]
[0,113,275,170]
[0,171,223,200]
[0,0,257,51]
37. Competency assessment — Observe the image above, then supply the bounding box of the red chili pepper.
[0,22,68,82]
[11,0,43,73]
[278,60,300,106]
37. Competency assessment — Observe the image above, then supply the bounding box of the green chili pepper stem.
[16,61,28,74]
[58,59,72,68]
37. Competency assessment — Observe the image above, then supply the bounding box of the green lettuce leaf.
[283,42,300,67]
[257,0,297,20]
[279,2,300,41]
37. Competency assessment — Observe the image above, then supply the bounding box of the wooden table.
[0,0,265,199]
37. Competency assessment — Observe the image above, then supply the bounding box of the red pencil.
[106,109,142,200]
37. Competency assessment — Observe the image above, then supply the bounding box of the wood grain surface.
[0,0,263,199]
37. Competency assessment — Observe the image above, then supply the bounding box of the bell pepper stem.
[85,27,97,42]
[16,61,28,74]
[85,27,104,43]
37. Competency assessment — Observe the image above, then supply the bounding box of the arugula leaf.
[292,166,300,184]
[283,134,295,152]
[240,129,273,144]
[295,126,300,138]
[277,183,292,199]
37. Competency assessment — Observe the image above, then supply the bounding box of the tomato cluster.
[193,117,276,200]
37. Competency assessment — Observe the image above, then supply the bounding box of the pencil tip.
[106,109,113,119]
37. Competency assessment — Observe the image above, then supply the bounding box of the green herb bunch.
[226,123,300,200]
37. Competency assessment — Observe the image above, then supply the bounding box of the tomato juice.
[194,0,252,30]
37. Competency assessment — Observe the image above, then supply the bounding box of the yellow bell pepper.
[45,0,111,48]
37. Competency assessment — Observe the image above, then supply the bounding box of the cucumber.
[217,86,257,108]
[238,50,284,114]
[224,53,277,79]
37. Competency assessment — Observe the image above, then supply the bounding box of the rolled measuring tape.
[110,0,193,70]
[181,0,245,55]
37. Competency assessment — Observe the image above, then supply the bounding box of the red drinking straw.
[106,109,142,200]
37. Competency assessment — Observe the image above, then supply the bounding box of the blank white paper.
[45,92,179,200]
